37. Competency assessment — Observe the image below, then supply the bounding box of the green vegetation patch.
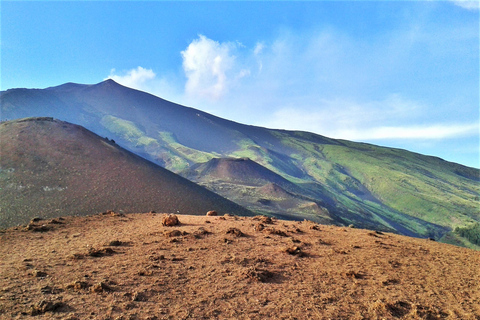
[230,141,273,168]
[318,144,479,229]
[440,230,480,250]
[101,115,158,147]
[157,131,218,170]
[454,223,480,246]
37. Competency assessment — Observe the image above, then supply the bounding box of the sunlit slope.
[1,80,478,242]
[270,132,479,234]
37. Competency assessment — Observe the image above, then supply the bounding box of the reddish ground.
[1,213,479,320]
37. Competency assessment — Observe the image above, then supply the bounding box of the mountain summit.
[1,80,479,246]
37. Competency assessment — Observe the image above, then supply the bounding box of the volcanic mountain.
[1,80,479,247]
[0,117,252,228]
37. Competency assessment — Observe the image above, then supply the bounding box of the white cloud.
[101,7,478,167]
[452,0,480,10]
[106,67,186,104]
[259,95,479,141]
[336,123,479,141]
[106,66,156,90]
[105,24,477,145]
[181,35,244,101]
[254,42,265,55]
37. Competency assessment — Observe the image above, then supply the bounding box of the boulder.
[162,214,179,226]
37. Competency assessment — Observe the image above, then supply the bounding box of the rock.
[284,246,306,257]
[48,219,63,225]
[206,210,217,216]
[102,210,124,217]
[91,281,112,293]
[66,280,89,291]
[73,281,89,291]
[264,228,288,237]
[132,291,147,301]
[253,215,274,224]
[30,217,43,224]
[25,224,50,232]
[193,227,210,238]
[87,247,115,257]
[70,253,85,260]
[244,266,274,282]
[254,223,265,232]
[40,285,53,294]
[107,240,123,246]
[345,271,363,279]
[162,214,179,226]
[33,270,48,278]
[28,300,65,315]
[164,230,183,237]
[226,227,244,237]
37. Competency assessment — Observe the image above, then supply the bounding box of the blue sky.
[1,1,479,168]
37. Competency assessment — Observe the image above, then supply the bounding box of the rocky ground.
[0,212,479,320]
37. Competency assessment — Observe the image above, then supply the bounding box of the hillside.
[181,158,339,224]
[181,157,295,187]
[1,80,479,244]
[0,212,479,319]
[0,117,252,228]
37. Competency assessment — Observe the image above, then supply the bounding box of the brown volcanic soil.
[1,213,479,320]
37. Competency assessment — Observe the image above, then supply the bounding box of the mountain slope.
[181,157,301,189]
[1,80,478,242]
[180,157,339,224]
[0,117,252,228]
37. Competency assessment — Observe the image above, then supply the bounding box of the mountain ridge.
[1,80,478,246]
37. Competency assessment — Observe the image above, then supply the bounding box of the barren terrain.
[1,212,479,320]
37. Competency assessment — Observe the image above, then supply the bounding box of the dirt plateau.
[0,212,479,320]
